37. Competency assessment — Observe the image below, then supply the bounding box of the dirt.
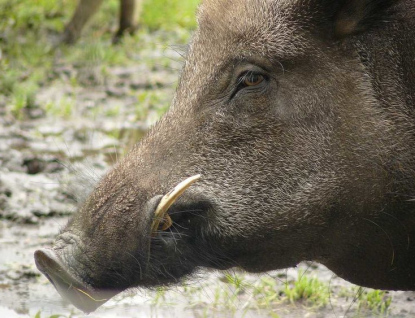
[1,36,415,318]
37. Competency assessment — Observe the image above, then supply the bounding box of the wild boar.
[62,0,142,44]
[35,0,415,313]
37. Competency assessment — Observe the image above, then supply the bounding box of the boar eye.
[230,70,268,100]
[243,72,265,87]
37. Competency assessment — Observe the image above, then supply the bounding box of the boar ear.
[332,0,398,37]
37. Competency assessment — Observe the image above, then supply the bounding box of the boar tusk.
[151,174,201,234]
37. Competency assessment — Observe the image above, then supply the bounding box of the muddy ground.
[1,34,415,318]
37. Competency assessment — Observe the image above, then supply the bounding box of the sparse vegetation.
[252,270,330,310]
[0,0,198,119]
[357,288,392,315]
[141,0,199,30]
[283,271,330,308]
[253,276,281,309]
[33,310,69,318]
[141,270,397,317]
[151,286,168,306]
[10,81,38,118]
[135,90,171,122]
[44,97,76,118]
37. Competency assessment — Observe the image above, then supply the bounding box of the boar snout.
[34,248,113,313]
[34,175,208,312]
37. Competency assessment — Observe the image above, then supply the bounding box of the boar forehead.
[196,0,307,59]
[178,0,311,98]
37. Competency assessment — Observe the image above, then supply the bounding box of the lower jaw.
[235,254,300,273]
[46,270,111,313]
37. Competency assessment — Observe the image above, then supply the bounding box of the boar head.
[35,0,415,312]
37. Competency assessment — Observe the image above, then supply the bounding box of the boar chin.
[34,248,119,313]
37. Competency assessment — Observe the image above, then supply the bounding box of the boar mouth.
[33,175,204,313]
[34,248,117,313]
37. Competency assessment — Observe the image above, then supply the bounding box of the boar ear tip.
[330,0,399,38]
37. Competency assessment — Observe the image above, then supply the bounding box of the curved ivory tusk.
[151,174,201,234]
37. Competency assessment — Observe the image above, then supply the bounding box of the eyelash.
[230,71,267,100]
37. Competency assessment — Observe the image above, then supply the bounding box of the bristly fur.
[36,0,415,313]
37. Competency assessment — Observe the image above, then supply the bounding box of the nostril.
[34,248,110,313]
[34,248,58,274]
[34,248,80,286]
[34,249,67,293]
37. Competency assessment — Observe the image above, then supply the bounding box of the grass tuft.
[357,288,392,315]
[283,271,329,307]
[141,0,199,31]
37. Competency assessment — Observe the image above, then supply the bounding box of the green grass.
[0,0,199,119]
[340,287,393,315]
[254,276,283,310]
[44,97,76,118]
[151,286,167,306]
[141,0,199,30]
[33,310,69,318]
[224,272,248,292]
[10,81,38,118]
[135,90,171,120]
[356,288,392,315]
[283,271,330,308]
[210,273,249,312]
[0,0,71,32]
[252,271,330,310]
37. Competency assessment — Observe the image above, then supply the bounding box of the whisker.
[363,217,395,265]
